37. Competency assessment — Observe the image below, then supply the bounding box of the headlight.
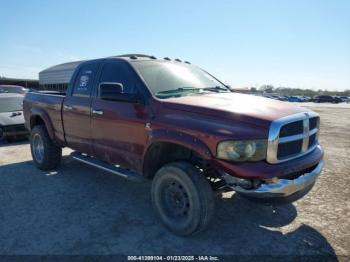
[217,139,267,162]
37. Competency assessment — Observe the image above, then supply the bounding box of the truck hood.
[162,93,310,128]
[0,111,25,126]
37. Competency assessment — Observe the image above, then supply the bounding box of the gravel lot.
[0,103,349,258]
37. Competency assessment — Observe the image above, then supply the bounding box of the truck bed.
[23,91,66,145]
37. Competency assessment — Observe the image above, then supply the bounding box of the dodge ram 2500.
[24,54,324,236]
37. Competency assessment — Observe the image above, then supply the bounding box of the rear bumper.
[233,160,324,199]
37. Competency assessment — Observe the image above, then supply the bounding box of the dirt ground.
[0,103,349,258]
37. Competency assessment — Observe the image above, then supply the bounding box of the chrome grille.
[267,112,319,164]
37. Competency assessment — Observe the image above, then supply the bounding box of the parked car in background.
[262,94,287,101]
[0,93,29,142]
[339,96,350,103]
[332,96,343,103]
[303,96,312,102]
[313,95,341,103]
[0,85,29,94]
[278,95,289,101]
[287,96,302,102]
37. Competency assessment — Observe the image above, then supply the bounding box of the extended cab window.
[72,63,99,97]
[99,62,137,94]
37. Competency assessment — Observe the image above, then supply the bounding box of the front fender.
[143,128,213,161]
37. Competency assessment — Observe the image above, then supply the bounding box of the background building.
[39,61,82,92]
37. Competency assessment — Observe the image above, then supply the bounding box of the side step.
[71,152,145,182]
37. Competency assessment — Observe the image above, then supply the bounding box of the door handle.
[64,104,73,110]
[92,109,104,115]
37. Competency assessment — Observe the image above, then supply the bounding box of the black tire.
[151,162,215,236]
[30,125,62,170]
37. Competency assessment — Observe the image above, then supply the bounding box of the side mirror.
[99,82,124,99]
[98,82,140,103]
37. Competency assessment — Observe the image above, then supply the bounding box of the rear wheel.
[151,162,214,236]
[30,125,62,170]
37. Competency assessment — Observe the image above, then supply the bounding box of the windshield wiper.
[156,87,201,98]
[202,86,230,92]
[156,87,201,94]
[156,86,231,98]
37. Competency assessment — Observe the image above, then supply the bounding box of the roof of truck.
[39,54,191,85]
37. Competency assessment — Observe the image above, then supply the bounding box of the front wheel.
[30,125,62,170]
[151,162,215,236]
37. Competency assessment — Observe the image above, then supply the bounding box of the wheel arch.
[29,109,56,143]
[142,129,213,178]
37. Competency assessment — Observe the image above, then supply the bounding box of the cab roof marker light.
[117,54,154,59]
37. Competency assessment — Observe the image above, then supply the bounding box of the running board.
[71,152,145,182]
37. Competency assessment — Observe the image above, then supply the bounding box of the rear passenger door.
[63,62,100,155]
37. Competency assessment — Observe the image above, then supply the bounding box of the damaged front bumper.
[223,160,324,199]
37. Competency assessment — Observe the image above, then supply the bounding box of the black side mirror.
[99,82,123,99]
[98,82,140,103]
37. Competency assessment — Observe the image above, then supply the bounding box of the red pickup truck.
[24,54,324,236]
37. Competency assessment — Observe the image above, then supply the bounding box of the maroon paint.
[24,89,321,180]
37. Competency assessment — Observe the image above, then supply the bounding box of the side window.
[72,63,98,97]
[99,62,137,94]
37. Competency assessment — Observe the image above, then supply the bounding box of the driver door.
[90,60,150,171]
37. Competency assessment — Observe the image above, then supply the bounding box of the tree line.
[252,85,350,96]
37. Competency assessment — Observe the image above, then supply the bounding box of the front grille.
[308,133,316,147]
[3,124,28,135]
[4,124,26,132]
[267,112,320,164]
[279,120,303,137]
[277,139,303,158]
[309,117,319,130]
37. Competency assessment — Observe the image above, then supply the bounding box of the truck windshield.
[0,97,23,113]
[132,61,230,98]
